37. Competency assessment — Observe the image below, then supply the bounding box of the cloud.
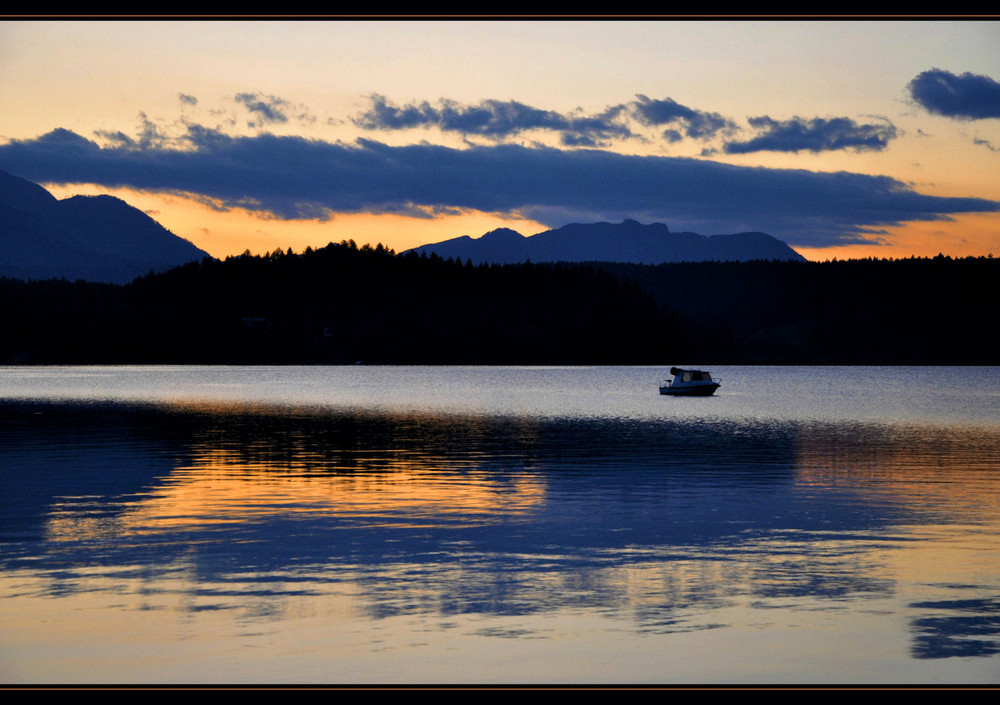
[353,93,745,148]
[908,68,1000,120]
[974,137,999,152]
[227,92,317,132]
[353,94,633,147]
[629,94,737,140]
[93,112,169,151]
[178,93,198,107]
[723,116,897,154]
[1,127,997,249]
[234,92,292,126]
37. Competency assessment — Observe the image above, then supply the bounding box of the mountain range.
[0,168,211,283]
[1,167,805,285]
[406,219,806,264]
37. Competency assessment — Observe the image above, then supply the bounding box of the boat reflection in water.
[1,365,999,683]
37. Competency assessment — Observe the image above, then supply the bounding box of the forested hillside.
[599,255,999,364]
[1,241,674,365]
[2,242,996,365]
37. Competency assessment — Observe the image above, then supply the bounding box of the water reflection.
[2,393,1000,680]
[910,598,1000,659]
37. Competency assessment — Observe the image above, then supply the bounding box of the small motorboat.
[659,367,721,396]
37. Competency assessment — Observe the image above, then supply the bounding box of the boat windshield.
[674,369,715,384]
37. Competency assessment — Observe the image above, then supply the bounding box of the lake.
[1,365,999,684]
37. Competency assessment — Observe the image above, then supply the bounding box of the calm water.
[1,365,999,684]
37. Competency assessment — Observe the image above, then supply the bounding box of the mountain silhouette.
[406,218,806,264]
[0,169,212,283]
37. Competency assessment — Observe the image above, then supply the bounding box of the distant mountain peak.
[0,168,213,283]
[0,167,58,212]
[406,219,804,265]
[618,217,665,231]
[480,227,525,241]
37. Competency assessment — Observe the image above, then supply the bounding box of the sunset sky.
[1,18,999,261]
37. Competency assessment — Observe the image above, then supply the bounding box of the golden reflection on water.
[792,421,1000,605]
[44,401,548,542]
[794,421,1000,511]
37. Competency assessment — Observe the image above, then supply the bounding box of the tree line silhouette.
[2,241,996,365]
[598,254,998,364]
[1,241,672,365]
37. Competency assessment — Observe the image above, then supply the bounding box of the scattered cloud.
[352,93,739,147]
[93,113,170,151]
[630,94,737,140]
[231,92,316,130]
[234,92,291,126]
[178,93,198,107]
[2,126,996,249]
[353,94,634,147]
[974,137,999,152]
[908,68,1000,120]
[353,94,899,159]
[723,116,897,154]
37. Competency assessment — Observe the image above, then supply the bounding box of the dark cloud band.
[1,127,996,249]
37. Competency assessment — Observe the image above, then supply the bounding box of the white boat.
[659,367,721,396]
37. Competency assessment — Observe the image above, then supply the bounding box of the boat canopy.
[669,367,713,382]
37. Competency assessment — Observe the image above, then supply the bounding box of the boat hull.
[659,383,720,396]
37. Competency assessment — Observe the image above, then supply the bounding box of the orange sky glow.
[3,19,999,262]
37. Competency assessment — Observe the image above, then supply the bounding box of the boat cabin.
[672,367,713,383]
